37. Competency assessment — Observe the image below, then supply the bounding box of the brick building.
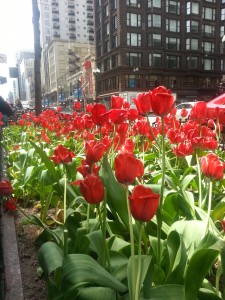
[94,0,225,104]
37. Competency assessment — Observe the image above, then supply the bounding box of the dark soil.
[15,207,47,300]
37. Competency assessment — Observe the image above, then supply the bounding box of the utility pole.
[32,0,42,115]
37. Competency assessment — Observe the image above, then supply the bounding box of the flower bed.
[1,87,225,300]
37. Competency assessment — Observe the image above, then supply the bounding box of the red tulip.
[3,197,17,211]
[181,108,188,118]
[80,174,104,204]
[111,95,124,109]
[85,140,105,165]
[133,92,152,114]
[129,185,160,222]
[74,101,81,111]
[0,180,13,196]
[114,153,144,184]
[50,144,75,164]
[173,143,194,157]
[91,103,108,125]
[107,109,128,124]
[190,101,207,124]
[151,86,175,117]
[201,153,225,181]
[221,219,225,232]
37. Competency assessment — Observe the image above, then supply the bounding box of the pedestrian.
[15,98,23,109]
[0,96,14,122]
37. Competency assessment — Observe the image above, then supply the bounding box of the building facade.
[17,51,35,103]
[38,0,96,104]
[38,0,94,47]
[94,0,225,104]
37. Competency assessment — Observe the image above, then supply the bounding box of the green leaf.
[211,199,225,222]
[38,242,64,277]
[165,231,187,284]
[168,220,206,257]
[100,155,129,229]
[61,254,127,294]
[78,287,116,300]
[181,174,196,191]
[197,288,222,300]
[127,255,152,299]
[86,230,105,265]
[30,141,59,182]
[148,284,185,300]
[185,248,220,300]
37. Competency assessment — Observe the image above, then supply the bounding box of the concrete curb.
[2,212,24,299]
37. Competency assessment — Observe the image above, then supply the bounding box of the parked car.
[206,93,225,125]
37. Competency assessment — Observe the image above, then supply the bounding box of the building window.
[103,23,109,37]
[111,0,117,10]
[127,33,141,46]
[186,2,199,15]
[148,14,161,27]
[148,0,161,8]
[221,8,225,21]
[186,20,199,34]
[111,76,119,89]
[126,52,142,66]
[125,75,140,88]
[112,16,117,30]
[103,58,110,71]
[112,35,118,48]
[103,4,109,18]
[104,40,110,53]
[205,0,215,2]
[202,24,215,37]
[127,13,141,27]
[148,33,162,47]
[166,19,180,32]
[126,0,141,8]
[96,29,101,42]
[166,37,180,50]
[203,58,214,70]
[187,56,198,69]
[203,7,215,20]
[167,55,180,68]
[186,38,198,50]
[166,0,180,14]
[112,54,118,68]
[202,41,214,53]
[149,53,162,67]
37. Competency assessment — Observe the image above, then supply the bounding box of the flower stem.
[86,203,90,232]
[135,222,143,300]
[204,180,213,236]
[156,116,165,264]
[63,172,68,255]
[126,185,135,300]
[97,203,111,271]
[196,153,202,208]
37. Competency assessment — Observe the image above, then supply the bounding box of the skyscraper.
[94,0,225,104]
[38,0,94,47]
[37,0,95,103]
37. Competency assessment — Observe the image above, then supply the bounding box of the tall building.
[94,0,225,104]
[17,51,35,103]
[38,0,95,104]
[38,0,94,47]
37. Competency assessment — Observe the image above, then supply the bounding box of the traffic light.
[0,76,7,84]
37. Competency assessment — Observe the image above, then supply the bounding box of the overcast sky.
[0,0,34,98]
